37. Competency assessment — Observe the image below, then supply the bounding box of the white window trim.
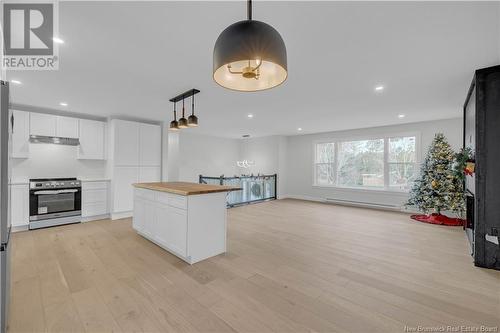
[312,131,421,192]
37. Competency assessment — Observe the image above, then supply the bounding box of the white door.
[142,201,156,239]
[78,119,105,160]
[30,113,56,137]
[139,123,161,166]
[11,110,30,158]
[154,203,169,247]
[138,166,161,183]
[56,116,79,138]
[167,206,187,257]
[114,120,139,166]
[112,167,138,213]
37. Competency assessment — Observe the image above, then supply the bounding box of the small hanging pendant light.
[169,102,179,131]
[187,94,198,127]
[178,98,188,128]
[213,0,287,92]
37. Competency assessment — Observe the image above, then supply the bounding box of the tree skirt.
[410,213,464,226]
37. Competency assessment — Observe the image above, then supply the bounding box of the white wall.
[178,132,239,183]
[12,144,107,181]
[284,118,463,208]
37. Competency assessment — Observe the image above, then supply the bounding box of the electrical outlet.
[491,227,499,236]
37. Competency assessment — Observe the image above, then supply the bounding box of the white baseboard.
[111,211,132,220]
[11,224,29,233]
[82,214,110,222]
[283,194,410,213]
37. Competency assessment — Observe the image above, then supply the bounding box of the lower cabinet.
[10,184,29,229]
[133,189,188,258]
[82,181,109,219]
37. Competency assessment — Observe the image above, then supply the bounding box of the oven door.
[29,189,81,221]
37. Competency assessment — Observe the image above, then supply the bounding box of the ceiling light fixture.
[375,85,384,92]
[178,98,188,129]
[297,127,303,131]
[187,94,198,127]
[247,114,254,118]
[11,80,22,85]
[59,102,68,106]
[53,37,64,44]
[169,89,200,131]
[169,101,179,131]
[398,114,406,119]
[213,0,287,92]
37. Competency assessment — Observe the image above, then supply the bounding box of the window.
[337,139,384,188]
[388,136,416,191]
[313,135,418,191]
[314,142,335,185]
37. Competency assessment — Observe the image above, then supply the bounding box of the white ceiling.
[8,1,500,138]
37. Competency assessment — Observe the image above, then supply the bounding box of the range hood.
[29,135,80,146]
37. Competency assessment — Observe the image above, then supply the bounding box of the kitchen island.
[132,182,241,264]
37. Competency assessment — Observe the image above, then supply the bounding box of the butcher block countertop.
[133,182,241,196]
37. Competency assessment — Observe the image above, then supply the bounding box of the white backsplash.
[11,143,107,181]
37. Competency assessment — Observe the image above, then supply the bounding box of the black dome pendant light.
[178,97,188,128]
[169,101,179,131]
[213,0,287,92]
[187,94,198,127]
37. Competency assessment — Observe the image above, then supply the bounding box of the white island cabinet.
[133,182,240,264]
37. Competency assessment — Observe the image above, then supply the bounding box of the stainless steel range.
[29,178,82,229]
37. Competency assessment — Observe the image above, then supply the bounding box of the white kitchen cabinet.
[112,167,138,215]
[113,120,140,166]
[165,206,188,257]
[30,113,56,137]
[110,119,161,219]
[139,123,162,166]
[56,116,79,139]
[11,110,30,158]
[10,184,29,228]
[138,166,161,183]
[78,119,106,160]
[82,181,109,219]
[133,187,228,264]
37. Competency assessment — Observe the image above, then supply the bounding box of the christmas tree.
[407,133,465,224]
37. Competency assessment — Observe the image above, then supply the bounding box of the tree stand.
[410,213,464,226]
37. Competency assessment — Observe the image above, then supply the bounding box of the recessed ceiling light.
[59,102,68,107]
[11,80,22,85]
[398,114,406,119]
[375,85,384,92]
[247,114,254,118]
[297,127,303,131]
[53,37,64,44]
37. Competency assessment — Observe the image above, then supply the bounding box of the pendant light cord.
[173,102,177,120]
[182,98,185,117]
[192,94,195,115]
[247,0,252,20]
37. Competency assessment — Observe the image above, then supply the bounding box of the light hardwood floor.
[8,199,500,333]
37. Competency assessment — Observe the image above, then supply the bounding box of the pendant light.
[213,0,287,92]
[169,102,179,131]
[178,98,188,128]
[187,94,198,127]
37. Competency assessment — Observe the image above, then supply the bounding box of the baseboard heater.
[324,198,400,210]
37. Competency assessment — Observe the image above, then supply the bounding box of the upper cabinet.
[29,113,79,138]
[56,116,79,139]
[78,119,106,160]
[11,110,30,159]
[30,113,56,137]
[139,123,162,166]
[113,119,140,166]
